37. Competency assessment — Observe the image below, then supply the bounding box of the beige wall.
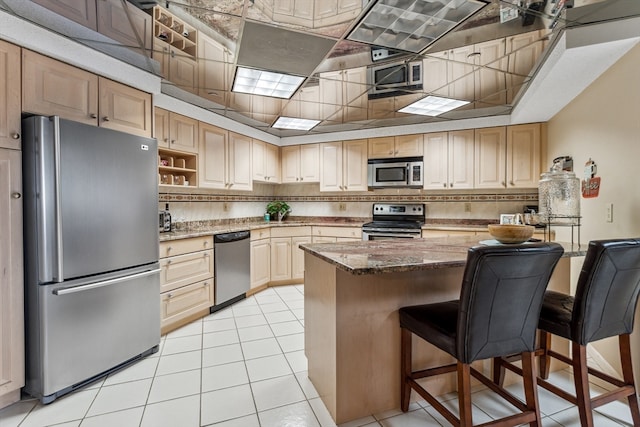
[547,42,640,384]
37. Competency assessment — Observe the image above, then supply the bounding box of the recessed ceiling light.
[232,67,305,99]
[348,0,488,53]
[398,95,470,116]
[272,117,321,131]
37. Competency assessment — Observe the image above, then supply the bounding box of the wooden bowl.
[487,224,535,244]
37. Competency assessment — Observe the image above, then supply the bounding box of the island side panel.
[304,254,338,417]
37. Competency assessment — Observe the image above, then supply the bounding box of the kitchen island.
[300,236,586,424]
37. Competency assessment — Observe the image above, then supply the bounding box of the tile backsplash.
[160,183,537,225]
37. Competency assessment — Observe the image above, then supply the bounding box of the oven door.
[362,230,421,240]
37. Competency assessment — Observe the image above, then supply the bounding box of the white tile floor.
[1,284,636,427]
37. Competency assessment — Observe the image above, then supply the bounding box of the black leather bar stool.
[400,242,563,427]
[496,238,640,427]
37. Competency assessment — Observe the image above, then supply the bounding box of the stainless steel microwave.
[368,157,424,188]
[367,61,423,97]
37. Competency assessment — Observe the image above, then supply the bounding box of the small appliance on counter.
[159,203,172,232]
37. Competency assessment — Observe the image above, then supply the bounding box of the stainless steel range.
[362,203,425,240]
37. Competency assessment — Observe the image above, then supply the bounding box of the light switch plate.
[606,203,613,223]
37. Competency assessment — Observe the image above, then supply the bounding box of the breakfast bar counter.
[299,236,586,424]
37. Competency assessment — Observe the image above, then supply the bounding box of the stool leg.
[572,342,595,427]
[401,327,412,412]
[619,334,640,426]
[493,357,506,386]
[539,330,551,380]
[522,351,542,427]
[458,362,473,427]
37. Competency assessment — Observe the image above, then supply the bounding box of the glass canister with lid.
[538,162,581,225]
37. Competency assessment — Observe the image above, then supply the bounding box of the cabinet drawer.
[160,236,213,258]
[161,278,214,330]
[160,249,213,292]
[251,228,271,240]
[312,226,361,239]
[270,226,312,238]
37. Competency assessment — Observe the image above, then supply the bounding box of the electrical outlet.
[464,202,471,213]
[339,202,346,211]
[606,203,613,223]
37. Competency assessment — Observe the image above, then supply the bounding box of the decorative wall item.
[582,158,600,198]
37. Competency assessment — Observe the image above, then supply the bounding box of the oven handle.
[363,232,421,240]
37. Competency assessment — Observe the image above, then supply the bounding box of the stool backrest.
[572,238,640,345]
[457,243,564,364]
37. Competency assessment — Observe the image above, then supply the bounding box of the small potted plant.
[266,201,291,222]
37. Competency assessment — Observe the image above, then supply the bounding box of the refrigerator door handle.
[52,268,161,296]
[52,116,64,281]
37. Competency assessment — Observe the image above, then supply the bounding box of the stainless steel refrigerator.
[22,116,161,404]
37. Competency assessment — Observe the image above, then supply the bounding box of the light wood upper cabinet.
[0,148,24,409]
[423,130,474,190]
[23,50,151,137]
[506,31,545,104]
[22,49,99,126]
[97,0,152,54]
[31,0,98,30]
[320,140,367,192]
[252,139,280,183]
[368,135,423,159]
[507,123,541,188]
[281,144,319,183]
[154,107,170,148]
[473,124,541,189]
[474,38,508,108]
[98,77,152,137]
[0,41,21,150]
[474,127,507,189]
[319,68,367,123]
[153,39,198,93]
[169,113,198,153]
[199,124,252,191]
[198,33,231,106]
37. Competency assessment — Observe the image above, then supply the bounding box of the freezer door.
[24,266,161,401]
[22,116,159,282]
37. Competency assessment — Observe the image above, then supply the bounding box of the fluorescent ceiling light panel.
[272,117,321,131]
[348,0,487,53]
[232,67,305,99]
[398,95,470,116]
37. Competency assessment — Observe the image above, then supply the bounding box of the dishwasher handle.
[214,230,250,243]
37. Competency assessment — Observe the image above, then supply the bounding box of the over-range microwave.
[368,157,424,188]
[367,61,423,98]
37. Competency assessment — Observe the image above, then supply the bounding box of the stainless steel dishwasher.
[212,231,251,312]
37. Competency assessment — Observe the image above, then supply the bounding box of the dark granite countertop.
[299,236,586,275]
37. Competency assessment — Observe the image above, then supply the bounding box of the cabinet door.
[343,139,368,191]
[228,132,253,191]
[161,278,213,334]
[507,123,541,188]
[0,149,24,405]
[264,143,280,183]
[98,77,152,137]
[154,107,170,148]
[281,145,301,183]
[299,143,319,182]
[475,39,507,108]
[0,41,21,150]
[422,51,449,97]
[368,137,395,159]
[423,132,449,190]
[395,134,423,157]
[31,0,98,30]
[22,50,99,126]
[448,45,476,104]
[250,239,271,289]
[252,139,266,182]
[270,237,292,281]
[292,236,311,280]
[97,0,152,55]
[169,113,198,153]
[319,141,342,192]
[506,31,543,103]
[198,33,228,106]
[169,52,198,93]
[299,85,320,120]
[448,130,475,189]
[474,127,506,189]
[343,67,367,122]
[199,123,227,189]
[319,70,342,121]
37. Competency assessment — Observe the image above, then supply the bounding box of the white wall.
[547,42,640,384]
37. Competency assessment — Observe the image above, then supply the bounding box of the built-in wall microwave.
[368,157,424,189]
[367,61,423,98]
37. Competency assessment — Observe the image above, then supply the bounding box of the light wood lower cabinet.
[250,229,271,289]
[0,148,24,409]
[159,236,213,334]
[269,226,312,284]
[0,41,21,150]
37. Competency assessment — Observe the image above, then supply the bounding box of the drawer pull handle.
[166,260,172,265]
[12,192,21,199]
[90,113,97,119]
[103,116,110,122]
[11,132,20,139]
[167,293,172,298]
